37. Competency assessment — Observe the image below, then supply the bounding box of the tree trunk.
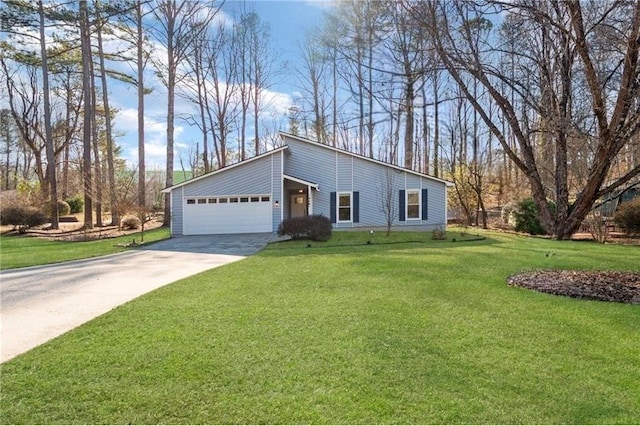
[38,0,58,229]
[136,0,146,208]
[80,0,93,229]
[95,3,118,225]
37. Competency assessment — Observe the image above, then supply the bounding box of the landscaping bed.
[508,270,640,304]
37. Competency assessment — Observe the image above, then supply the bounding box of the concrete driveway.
[0,233,280,363]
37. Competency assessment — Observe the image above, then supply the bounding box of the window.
[407,190,420,219]
[218,198,228,204]
[186,199,196,205]
[251,197,260,202]
[338,192,352,222]
[261,196,270,202]
[240,197,249,203]
[229,197,239,203]
[208,198,217,204]
[197,199,207,204]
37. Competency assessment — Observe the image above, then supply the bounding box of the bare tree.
[0,109,19,190]
[412,0,640,239]
[35,0,58,228]
[297,31,330,143]
[379,167,399,236]
[207,19,240,168]
[151,0,217,226]
[136,0,148,208]
[80,0,93,228]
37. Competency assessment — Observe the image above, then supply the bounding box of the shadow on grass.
[261,233,499,258]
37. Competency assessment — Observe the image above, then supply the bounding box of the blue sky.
[112,0,333,170]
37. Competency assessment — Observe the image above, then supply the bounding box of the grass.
[0,227,171,270]
[1,228,639,424]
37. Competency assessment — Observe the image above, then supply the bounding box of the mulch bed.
[3,219,164,242]
[507,270,640,304]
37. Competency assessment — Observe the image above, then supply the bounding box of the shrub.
[501,202,518,227]
[277,214,332,242]
[66,196,84,214]
[120,215,141,230]
[0,205,47,233]
[432,227,447,240]
[614,198,640,236]
[57,200,71,216]
[513,198,556,235]
[41,200,71,217]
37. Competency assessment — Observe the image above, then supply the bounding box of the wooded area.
[0,0,638,239]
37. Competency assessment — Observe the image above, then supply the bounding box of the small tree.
[379,168,399,236]
[133,204,156,242]
[584,209,610,244]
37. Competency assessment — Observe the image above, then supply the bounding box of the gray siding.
[183,155,273,197]
[283,138,336,219]
[353,156,403,227]
[170,151,282,234]
[422,177,447,228]
[168,136,448,235]
[337,154,352,192]
[271,151,283,231]
[282,134,448,230]
[171,187,184,236]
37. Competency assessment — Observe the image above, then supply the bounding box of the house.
[161,133,453,236]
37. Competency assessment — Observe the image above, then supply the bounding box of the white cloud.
[115,107,186,169]
[263,89,294,116]
[303,0,336,9]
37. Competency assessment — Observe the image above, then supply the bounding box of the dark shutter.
[330,192,336,223]
[353,191,360,223]
[421,188,428,220]
[399,190,405,221]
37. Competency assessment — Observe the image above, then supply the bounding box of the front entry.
[290,193,307,217]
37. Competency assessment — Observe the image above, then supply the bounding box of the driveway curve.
[0,233,279,363]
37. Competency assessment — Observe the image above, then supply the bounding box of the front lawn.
[1,229,638,424]
[0,227,171,270]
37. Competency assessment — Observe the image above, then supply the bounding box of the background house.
[162,133,452,236]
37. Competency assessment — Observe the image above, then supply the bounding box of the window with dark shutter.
[353,191,360,223]
[330,192,336,223]
[421,188,428,220]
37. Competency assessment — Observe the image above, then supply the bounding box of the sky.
[111,0,333,170]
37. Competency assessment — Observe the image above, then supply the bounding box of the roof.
[161,145,289,193]
[279,132,454,187]
[162,133,453,193]
[284,174,320,191]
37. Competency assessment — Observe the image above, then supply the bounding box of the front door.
[290,193,307,217]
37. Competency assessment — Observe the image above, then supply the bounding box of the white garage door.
[183,195,272,235]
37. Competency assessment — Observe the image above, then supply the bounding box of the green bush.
[120,215,141,230]
[66,196,84,214]
[277,214,332,241]
[57,200,71,216]
[514,198,556,235]
[41,200,71,217]
[0,205,48,233]
[614,198,640,236]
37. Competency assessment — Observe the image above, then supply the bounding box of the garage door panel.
[183,197,272,235]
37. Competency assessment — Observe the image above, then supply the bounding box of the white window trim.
[337,191,353,223]
[406,189,421,220]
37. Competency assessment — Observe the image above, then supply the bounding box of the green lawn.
[0,227,171,270]
[1,229,639,424]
